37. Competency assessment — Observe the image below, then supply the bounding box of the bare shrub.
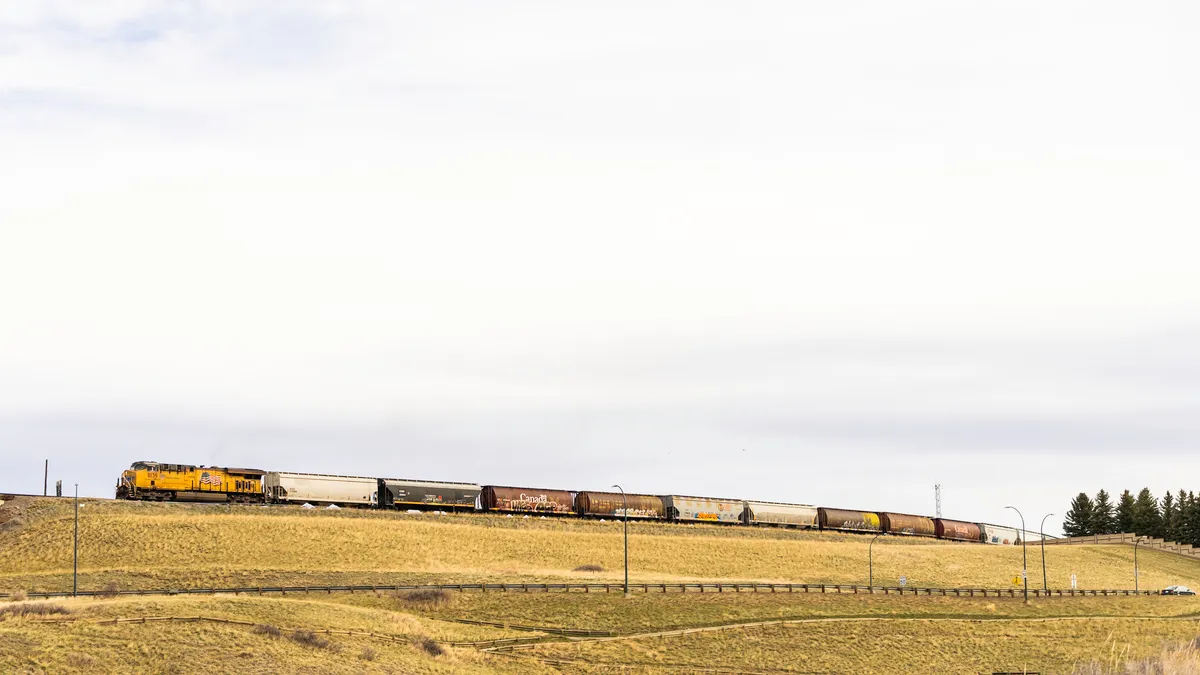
[251,624,281,638]
[1072,638,1200,674]
[394,588,450,607]
[359,646,377,661]
[0,517,25,533]
[6,590,27,602]
[290,629,333,650]
[66,653,96,668]
[0,602,71,620]
[419,638,444,657]
[573,564,604,573]
[96,583,120,599]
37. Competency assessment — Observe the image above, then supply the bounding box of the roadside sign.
[899,576,907,587]
[1012,576,1021,586]
[1020,569,1027,580]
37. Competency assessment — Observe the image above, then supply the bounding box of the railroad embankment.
[3,498,1200,673]
[2,498,1199,594]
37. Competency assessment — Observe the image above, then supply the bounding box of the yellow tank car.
[115,461,265,503]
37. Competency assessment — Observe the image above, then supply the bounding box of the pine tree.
[1117,490,1136,533]
[1188,492,1200,547]
[1091,489,1116,535]
[1161,491,1177,541]
[1063,492,1094,537]
[1132,488,1162,537]
[1177,490,1194,547]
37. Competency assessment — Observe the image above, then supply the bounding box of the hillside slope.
[2,498,1198,594]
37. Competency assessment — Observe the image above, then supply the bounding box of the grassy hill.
[3,497,1200,673]
[3,498,1199,594]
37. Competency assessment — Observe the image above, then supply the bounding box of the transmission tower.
[935,484,942,518]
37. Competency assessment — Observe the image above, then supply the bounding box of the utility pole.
[1134,537,1143,592]
[1040,513,1053,591]
[44,460,48,497]
[611,484,629,597]
[1006,505,1028,602]
[73,484,79,597]
[869,533,883,587]
[934,484,942,518]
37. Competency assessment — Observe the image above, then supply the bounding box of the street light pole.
[1006,506,1028,602]
[611,484,629,597]
[1134,536,1142,593]
[869,533,882,588]
[1040,513,1053,591]
[73,483,79,598]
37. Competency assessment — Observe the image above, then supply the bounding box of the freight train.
[114,461,1041,544]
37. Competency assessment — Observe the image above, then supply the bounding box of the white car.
[1161,585,1195,596]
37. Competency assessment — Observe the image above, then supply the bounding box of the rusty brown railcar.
[480,485,574,514]
[575,492,665,519]
[934,518,982,542]
[817,507,882,532]
[879,512,936,537]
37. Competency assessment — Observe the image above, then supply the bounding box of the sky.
[1,1,1198,535]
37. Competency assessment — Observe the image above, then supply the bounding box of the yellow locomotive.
[115,461,265,503]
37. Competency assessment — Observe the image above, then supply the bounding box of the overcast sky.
[2,1,1197,534]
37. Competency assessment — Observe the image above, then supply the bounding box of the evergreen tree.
[1091,489,1116,535]
[1063,492,1094,537]
[1132,488,1162,537]
[1161,491,1177,541]
[1117,490,1136,533]
[1178,490,1194,547]
[1188,492,1200,547]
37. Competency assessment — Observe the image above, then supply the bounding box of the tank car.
[980,523,1020,545]
[662,495,743,524]
[934,518,982,542]
[480,485,574,514]
[263,472,376,506]
[377,478,480,511]
[817,507,882,533]
[575,491,665,519]
[741,501,818,528]
[879,512,936,537]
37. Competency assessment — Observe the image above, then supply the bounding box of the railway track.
[0,492,110,501]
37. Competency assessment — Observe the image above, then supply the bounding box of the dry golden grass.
[348,589,1200,633]
[0,594,553,674]
[530,617,1200,674]
[3,498,1199,594]
[6,591,1193,674]
[4,498,1200,673]
[1074,637,1200,674]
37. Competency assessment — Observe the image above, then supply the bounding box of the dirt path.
[488,613,1200,651]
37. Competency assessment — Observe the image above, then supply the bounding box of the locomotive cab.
[115,461,265,503]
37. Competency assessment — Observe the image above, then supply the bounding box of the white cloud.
[1,1,1198,531]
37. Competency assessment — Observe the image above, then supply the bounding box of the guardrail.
[2,582,1160,600]
[1043,533,1199,558]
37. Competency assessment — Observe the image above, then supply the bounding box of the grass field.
[4,591,1198,674]
[0,594,554,675]
[3,498,1198,594]
[352,590,1200,632]
[528,616,1200,674]
[3,497,1200,673]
